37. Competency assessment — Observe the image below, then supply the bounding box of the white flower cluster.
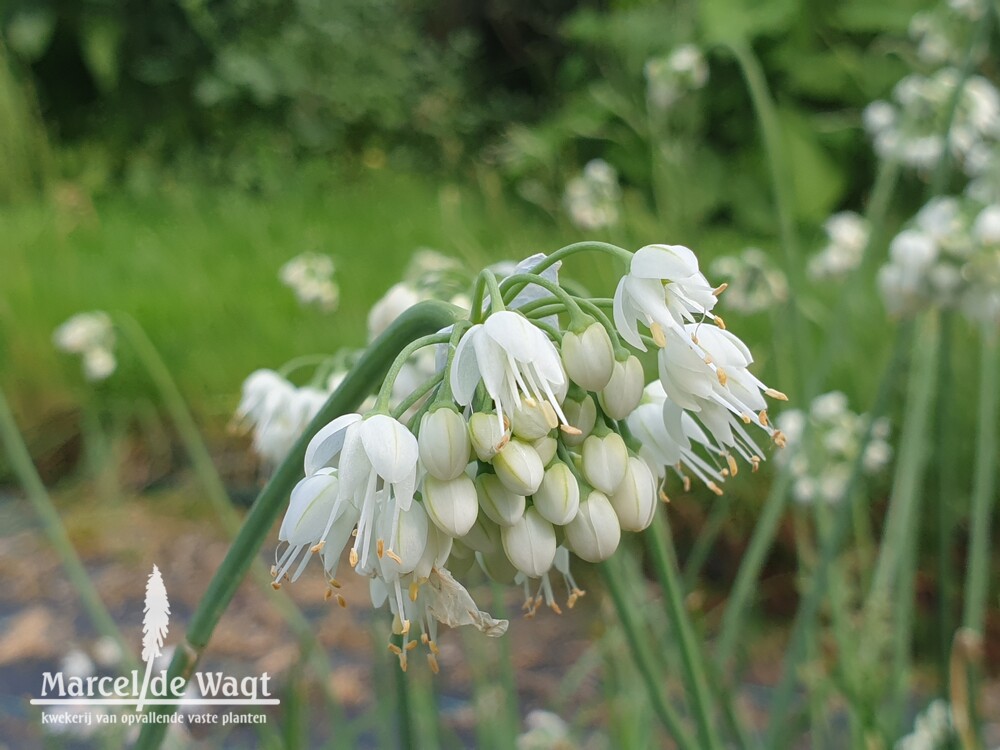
[878,196,1000,326]
[53,311,117,381]
[864,68,1000,175]
[709,247,789,313]
[808,212,871,279]
[776,391,892,505]
[644,44,709,111]
[279,252,340,311]
[563,159,622,231]
[894,699,954,750]
[269,243,787,670]
[908,0,984,67]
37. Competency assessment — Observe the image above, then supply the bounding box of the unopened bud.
[470,412,509,461]
[562,321,616,391]
[512,397,556,440]
[598,356,644,420]
[476,473,526,527]
[418,408,471,481]
[493,439,544,495]
[532,435,558,466]
[565,491,621,563]
[581,432,629,495]
[501,507,557,578]
[610,456,657,531]
[532,462,581,526]
[423,474,479,537]
[561,395,597,447]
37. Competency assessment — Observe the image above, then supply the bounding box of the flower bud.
[599,356,644,420]
[532,435,558,466]
[470,412,509,461]
[414,523,454,580]
[418,408,471,481]
[493,439,544,495]
[512,396,556,440]
[476,473,526,527]
[461,515,502,555]
[562,321,615,391]
[561,395,597,447]
[582,432,629,495]
[610,456,657,531]
[565,491,621,563]
[532,462,581,526]
[476,548,519,584]
[501,508,557,578]
[423,474,479,537]
[377,500,429,577]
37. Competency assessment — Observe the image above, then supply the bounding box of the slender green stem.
[134,300,461,750]
[764,321,914,749]
[599,555,699,749]
[471,269,505,322]
[645,515,726,750]
[935,312,958,690]
[0,388,137,671]
[394,644,414,750]
[962,330,999,633]
[276,353,334,379]
[374,332,452,412]
[498,241,632,300]
[715,469,793,667]
[501,272,587,327]
[391,373,443,421]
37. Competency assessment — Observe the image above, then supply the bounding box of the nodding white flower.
[561,321,616,392]
[450,310,570,434]
[306,413,419,571]
[626,382,726,491]
[610,456,657,532]
[532,461,581,526]
[598,355,645,420]
[422,474,479,538]
[476,473,526,527]
[418,408,471,481]
[809,212,871,280]
[501,507,557,578]
[236,373,328,466]
[581,432,629,495]
[561,394,597,446]
[493,439,545,496]
[613,244,720,351]
[657,324,785,464]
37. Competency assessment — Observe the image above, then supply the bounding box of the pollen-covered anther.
[388,643,402,656]
[269,565,277,578]
[704,354,714,365]
[751,455,761,472]
[405,641,418,652]
[401,618,411,636]
[427,653,440,674]
[759,410,769,427]
[542,403,559,429]
[549,600,563,615]
[707,481,724,496]
[336,594,346,608]
[713,282,729,296]
[567,588,586,609]
[717,368,728,386]
[310,541,325,554]
[741,413,752,424]
[714,314,726,330]
[659,489,671,503]
[726,454,738,477]
[409,581,420,602]
[495,433,510,452]
[428,639,440,656]
[559,423,582,436]
[721,468,730,477]
[650,322,667,348]
[329,578,342,588]
[271,581,282,590]
[773,430,787,448]
[376,539,385,558]
[349,549,359,567]
[386,549,403,565]
[765,388,788,401]
[324,588,333,601]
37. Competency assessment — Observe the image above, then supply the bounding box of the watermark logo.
[30,565,278,729]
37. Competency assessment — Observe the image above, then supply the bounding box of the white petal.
[279,472,340,544]
[450,324,483,406]
[483,311,539,363]
[361,415,418,483]
[613,278,646,351]
[631,244,700,280]
[304,413,363,475]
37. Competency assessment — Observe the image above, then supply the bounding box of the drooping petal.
[304,413,363,475]
[450,324,483,407]
[613,278,646,351]
[361,414,419,483]
[483,311,540,363]
[279,470,340,544]
[631,244,700,280]
[425,567,509,636]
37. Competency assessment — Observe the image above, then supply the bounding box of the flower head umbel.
[563,159,622,231]
[280,252,339,311]
[265,237,787,671]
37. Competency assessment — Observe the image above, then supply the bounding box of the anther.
[405,641,418,652]
[427,654,440,674]
[310,541,325,554]
[388,644,403,656]
[349,549,359,567]
[707,482,724,496]
[765,388,788,401]
[271,581,282,590]
[324,588,333,601]
[650,322,667,348]
[717,368,728,387]
[713,282,729,296]
[336,594,346,608]
[726,454,738,477]
[715,314,726,330]
[386,549,402,565]
[559,424,582,436]
[329,578,342,588]
[377,539,385,558]
[409,581,420,602]
[759,410,769,427]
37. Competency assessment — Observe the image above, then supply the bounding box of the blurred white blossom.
[809,212,871,279]
[53,311,117,381]
[645,44,709,111]
[710,247,788,313]
[280,252,339,311]
[895,699,954,750]
[563,159,622,230]
[776,391,892,505]
[517,710,574,750]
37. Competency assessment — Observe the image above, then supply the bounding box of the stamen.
[349,549,359,567]
[310,541,325,554]
[325,588,333,601]
[559,424,582,436]
[715,314,726,330]
[388,644,402,655]
[386,549,403,564]
[773,430,787,448]
[751,456,761,472]
[271,581,282,590]
[427,654,440,674]
[707,481,725,496]
[713,282,729,296]
[758,410,769,426]
[376,539,385,558]
[659,490,671,503]
[765,388,788,401]
[329,578,342,588]
[405,641,418,652]
[726,454,738,477]
[541,402,558,429]
[336,594,347,608]
[717,368,728,386]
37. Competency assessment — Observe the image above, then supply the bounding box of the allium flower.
[614,244,721,350]
[645,44,709,110]
[809,212,871,279]
[776,391,892,505]
[280,252,339,311]
[563,159,621,230]
[53,311,117,381]
[451,310,569,434]
[894,699,954,750]
[234,370,328,466]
